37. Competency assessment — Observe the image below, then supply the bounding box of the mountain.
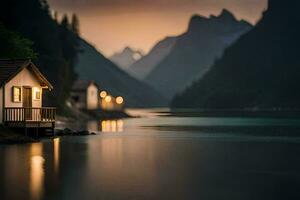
[128,36,177,80]
[110,47,143,71]
[145,9,252,100]
[172,0,300,109]
[76,38,167,107]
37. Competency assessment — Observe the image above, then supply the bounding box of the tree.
[0,24,37,59]
[53,11,58,22]
[0,0,80,112]
[71,14,80,35]
[61,14,70,29]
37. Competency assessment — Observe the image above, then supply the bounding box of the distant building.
[70,80,99,110]
[0,59,55,132]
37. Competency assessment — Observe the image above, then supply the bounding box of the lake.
[1,109,300,200]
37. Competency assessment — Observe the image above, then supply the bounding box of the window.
[12,86,21,102]
[35,91,41,100]
[33,87,41,100]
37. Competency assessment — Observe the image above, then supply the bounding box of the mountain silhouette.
[145,9,252,100]
[128,36,177,80]
[172,0,300,109]
[110,47,143,71]
[76,39,167,107]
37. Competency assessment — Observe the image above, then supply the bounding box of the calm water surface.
[1,109,300,200]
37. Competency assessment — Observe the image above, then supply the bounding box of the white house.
[70,80,99,110]
[0,59,55,130]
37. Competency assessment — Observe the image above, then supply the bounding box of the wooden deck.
[4,107,56,129]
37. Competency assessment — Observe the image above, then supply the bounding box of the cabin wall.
[5,68,42,108]
[0,87,2,123]
[87,84,98,110]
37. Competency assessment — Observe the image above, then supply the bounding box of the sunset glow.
[48,0,268,56]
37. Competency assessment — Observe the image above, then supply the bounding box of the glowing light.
[116,96,124,104]
[33,87,41,100]
[100,91,107,98]
[101,120,124,133]
[105,95,112,103]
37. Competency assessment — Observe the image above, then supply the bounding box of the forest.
[0,0,80,113]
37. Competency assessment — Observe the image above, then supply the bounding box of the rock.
[63,128,73,135]
[55,128,96,136]
[55,129,64,136]
[76,130,90,136]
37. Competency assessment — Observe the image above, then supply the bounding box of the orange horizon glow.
[48,0,268,57]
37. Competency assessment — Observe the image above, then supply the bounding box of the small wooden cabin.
[70,80,99,110]
[0,59,55,130]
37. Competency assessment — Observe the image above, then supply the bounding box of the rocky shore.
[0,126,98,145]
[55,128,97,136]
[0,126,38,144]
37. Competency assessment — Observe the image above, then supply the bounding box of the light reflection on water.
[2,109,300,200]
[30,143,44,200]
[80,120,125,133]
[2,138,62,200]
[53,138,60,173]
[101,120,124,133]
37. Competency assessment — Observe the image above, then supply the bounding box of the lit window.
[12,86,21,102]
[33,87,41,100]
[35,91,41,100]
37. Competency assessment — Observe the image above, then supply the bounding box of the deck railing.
[4,107,56,122]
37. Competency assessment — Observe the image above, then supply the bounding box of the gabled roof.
[0,59,53,90]
[72,80,98,91]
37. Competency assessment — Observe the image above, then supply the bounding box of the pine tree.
[0,23,37,59]
[71,14,80,35]
[61,14,70,30]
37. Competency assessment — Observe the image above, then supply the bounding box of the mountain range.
[142,9,252,100]
[172,0,300,109]
[127,36,177,80]
[75,39,167,107]
[110,47,143,71]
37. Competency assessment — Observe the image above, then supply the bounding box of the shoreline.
[167,109,300,118]
[141,125,300,137]
[0,126,38,144]
[0,127,99,145]
[0,109,131,145]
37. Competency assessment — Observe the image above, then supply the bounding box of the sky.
[48,0,268,57]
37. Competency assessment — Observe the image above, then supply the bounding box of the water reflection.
[87,121,99,133]
[30,143,44,200]
[53,138,60,174]
[101,120,124,133]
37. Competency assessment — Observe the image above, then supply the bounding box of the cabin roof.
[0,59,53,90]
[72,80,98,91]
